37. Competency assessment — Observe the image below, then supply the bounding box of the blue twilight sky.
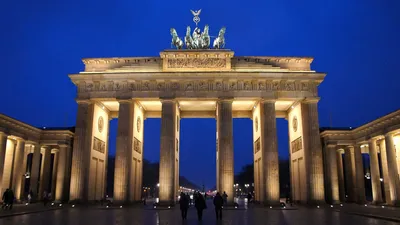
[1,0,399,189]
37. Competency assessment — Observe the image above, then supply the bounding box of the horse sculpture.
[170,28,183,49]
[185,26,194,49]
[201,25,210,49]
[213,27,226,49]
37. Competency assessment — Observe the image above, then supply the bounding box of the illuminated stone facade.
[69,49,326,205]
[321,109,400,206]
[0,114,73,202]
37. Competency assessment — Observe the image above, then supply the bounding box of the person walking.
[2,189,9,210]
[213,192,224,220]
[7,189,14,210]
[179,192,189,220]
[222,191,228,205]
[195,192,207,221]
[43,191,48,206]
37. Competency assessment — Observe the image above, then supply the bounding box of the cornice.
[320,109,400,143]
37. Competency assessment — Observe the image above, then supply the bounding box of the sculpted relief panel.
[78,80,318,96]
[167,58,226,69]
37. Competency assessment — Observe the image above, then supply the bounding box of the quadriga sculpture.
[170,28,183,49]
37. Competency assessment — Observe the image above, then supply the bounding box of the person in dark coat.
[179,192,189,220]
[2,189,9,209]
[213,192,224,220]
[195,193,207,221]
[7,189,14,210]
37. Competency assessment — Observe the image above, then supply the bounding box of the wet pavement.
[0,201,398,225]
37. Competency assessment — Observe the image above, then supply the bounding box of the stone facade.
[0,114,73,202]
[69,49,326,205]
[321,109,400,205]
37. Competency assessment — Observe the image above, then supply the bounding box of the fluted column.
[216,99,234,204]
[70,100,95,201]
[260,100,279,205]
[12,139,26,200]
[384,133,400,205]
[30,144,41,200]
[0,132,8,193]
[336,150,346,202]
[159,99,178,205]
[369,139,383,204]
[113,100,134,202]
[51,152,59,198]
[324,144,340,204]
[39,146,52,199]
[354,144,366,203]
[344,146,356,202]
[379,140,391,204]
[301,99,325,203]
[56,144,69,202]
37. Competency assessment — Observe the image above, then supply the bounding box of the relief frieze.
[167,58,226,69]
[291,136,303,153]
[93,137,105,154]
[77,79,318,95]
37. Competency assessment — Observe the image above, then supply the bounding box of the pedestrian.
[43,191,48,206]
[247,193,252,203]
[222,191,228,205]
[195,192,207,221]
[179,192,189,220]
[2,189,9,210]
[7,189,14,210]
[213,192,224,220]
[28,190,33,203]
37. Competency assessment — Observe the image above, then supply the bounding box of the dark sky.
[1,0,399,190]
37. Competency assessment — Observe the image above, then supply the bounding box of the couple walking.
[179,192,207,221]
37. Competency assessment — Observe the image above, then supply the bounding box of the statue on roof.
[171,10,226,50]
[213,27,226,49]
[170,28,183,49]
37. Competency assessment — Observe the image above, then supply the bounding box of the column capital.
[75,99,92,105]
[260,98,276,104]
[302,97,320,104]
[325,142,337,148]
[0,131,9,138]
[384,130,399,137]
[117,98,133,104]
[217,98,233,103]
[345,145,355,150]
[159,98,177,103]
[58,143,70,148]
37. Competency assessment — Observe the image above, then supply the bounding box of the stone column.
[324,144,340,204]
[216,99,234,204]
[354,144,366,203]
[0,132,8,193]
[70,100,94,202]
[384,133,400,205]
[336,150,346,202]
[51,151,59,198]
[30,144,41,200]
[159,99,178,205]
[12,139,26,199]
[260,100,279,205]
[56,144,69,202]
[344,146,356,202]
[114,100,134,203]
[301,99,325,203]
[369,139,383,204]
[379,139,391,204]
[39,146,52,199]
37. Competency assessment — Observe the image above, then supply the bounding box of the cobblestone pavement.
[0,202,398,225]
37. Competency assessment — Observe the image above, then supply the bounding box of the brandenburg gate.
[68,50,326,205]
[67,11,326,205]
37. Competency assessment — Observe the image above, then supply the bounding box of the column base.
[262,200,281,207]
[157,200,176,207]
